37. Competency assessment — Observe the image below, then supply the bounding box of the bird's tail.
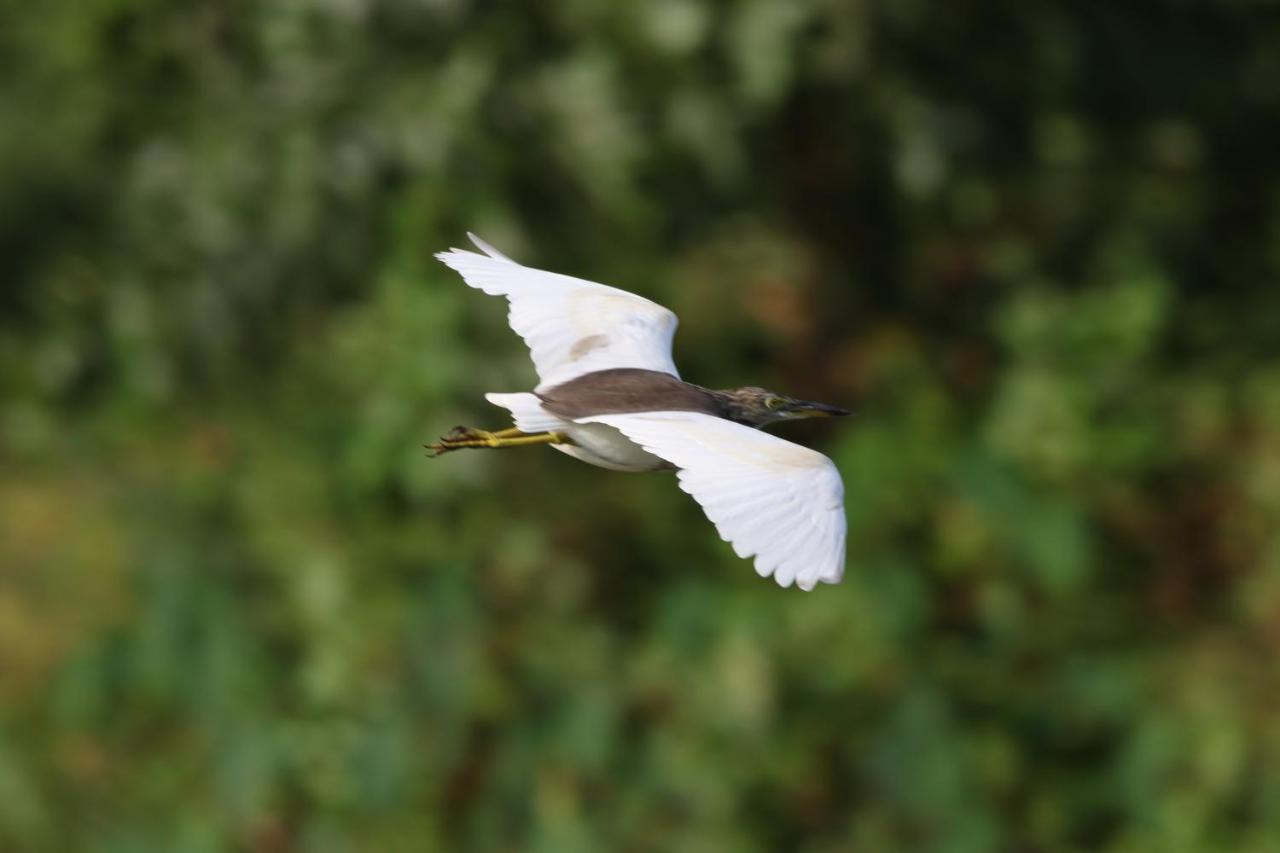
[484,393,566,434]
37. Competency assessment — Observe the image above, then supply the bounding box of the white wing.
[579,412,846,590]
[436,234,680,391]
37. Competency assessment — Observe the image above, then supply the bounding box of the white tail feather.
[484,392,565,433]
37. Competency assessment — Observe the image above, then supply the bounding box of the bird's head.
[715,386,851,428]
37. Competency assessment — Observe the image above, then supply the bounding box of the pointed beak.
[788,400,852,419]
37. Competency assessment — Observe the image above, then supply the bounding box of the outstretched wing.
[579,411,846,590]
[436,234,680,391]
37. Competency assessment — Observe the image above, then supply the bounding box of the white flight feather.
[578,411,847,590]
[435,234,680,391]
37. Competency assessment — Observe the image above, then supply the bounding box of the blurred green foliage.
[3,1,1280,850]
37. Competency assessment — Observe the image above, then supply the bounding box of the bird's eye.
[766,397,786,410]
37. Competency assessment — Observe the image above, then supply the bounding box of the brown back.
[537,369,725,419]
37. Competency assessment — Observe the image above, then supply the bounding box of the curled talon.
[425,438,460,457]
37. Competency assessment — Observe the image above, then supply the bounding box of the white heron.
[430,234,849,590]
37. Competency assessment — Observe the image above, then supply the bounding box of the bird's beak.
[788,400,852,419]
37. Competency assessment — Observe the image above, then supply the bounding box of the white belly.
[554,422,669,472]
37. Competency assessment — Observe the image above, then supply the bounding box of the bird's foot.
[426,425,524,456]
[427,426,486,456]
[425,426,568,457]
[447,425,492,442]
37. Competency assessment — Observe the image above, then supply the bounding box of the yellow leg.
[426,427,569,457]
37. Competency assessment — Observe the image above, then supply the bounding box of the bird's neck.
[700,387,764,428]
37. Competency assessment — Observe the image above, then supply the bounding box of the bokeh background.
[4,2,1280,850]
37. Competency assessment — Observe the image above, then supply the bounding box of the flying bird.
[430,234,849,590]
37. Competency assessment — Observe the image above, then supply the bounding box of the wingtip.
[792,567,840,591]
[435,234,517,268]
[467,232,515,263]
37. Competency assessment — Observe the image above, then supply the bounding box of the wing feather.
[579,411,847,589]
[436,234,680,390]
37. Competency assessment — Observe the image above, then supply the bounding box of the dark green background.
[3,2,1279,850]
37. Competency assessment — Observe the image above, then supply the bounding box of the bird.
[429,233,850,590]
